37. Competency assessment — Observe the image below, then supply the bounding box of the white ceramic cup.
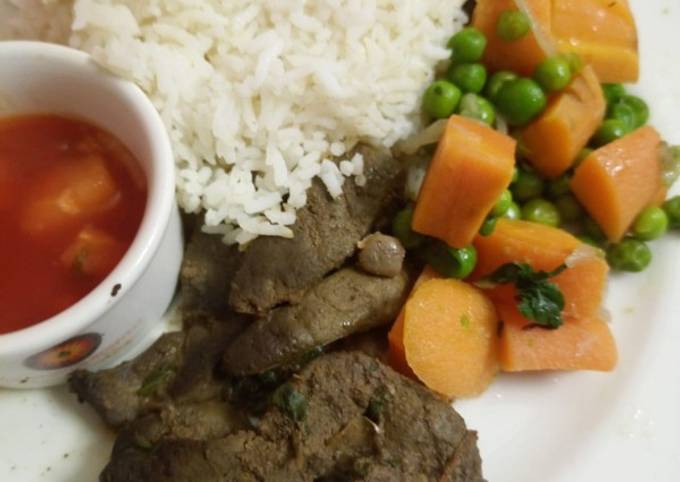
[0,41,183,388]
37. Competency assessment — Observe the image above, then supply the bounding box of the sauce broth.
[0,115,147,335]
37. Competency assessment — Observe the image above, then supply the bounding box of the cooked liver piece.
[223,267,411,375]
[100,352,486,482]
[228,146,404,315]
[70,317,246,428]
[70,332,184,428]
[179,228,243,324]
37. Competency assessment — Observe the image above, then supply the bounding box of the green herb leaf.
[137,367,175,398]
[272,383,307,422]
[366,397,385,424]
[487,262,567,329]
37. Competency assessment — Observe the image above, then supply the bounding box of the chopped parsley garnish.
[487,262,567,329]
[137,366,175,397]
[272,383,307,422]
[365,388,391,424]
[366,397,386,424]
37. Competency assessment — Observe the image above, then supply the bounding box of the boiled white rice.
[0,0,467,244]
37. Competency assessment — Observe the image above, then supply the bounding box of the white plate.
[1,1,679,480]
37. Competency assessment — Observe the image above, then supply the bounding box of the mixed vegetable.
[387,0,678,399]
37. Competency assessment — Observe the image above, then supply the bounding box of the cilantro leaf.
[488,262,567,329]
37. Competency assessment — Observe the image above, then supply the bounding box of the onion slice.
[564,244,605,269]
[396,119,447,155]
[513,0,557,57]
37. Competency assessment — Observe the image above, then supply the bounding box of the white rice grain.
[0,0,468,244]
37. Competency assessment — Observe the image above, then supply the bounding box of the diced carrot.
[496,303,617,372]
[473,219,580,275]
[521,66,606,178]
[473,219,609,320]
[387,313,414,379]
[412,115,516,248]
[555,250,609,320]
[571,126,663,242]
[473,0,553,76]
[650,186,668,207]
[60,226,126,278]
[552,0,639,83]
[402,278,499,398]
[22,155,120,235]
[387,266,439,378]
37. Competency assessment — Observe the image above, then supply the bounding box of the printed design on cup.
[24,333,102,370]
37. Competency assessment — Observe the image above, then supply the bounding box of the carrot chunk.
[473,219,609,320]
[521,66,606,178]
[472,0,638,82]
[412,115,516,248]
[403,279,499,398]
[387,267,439,378]
[22,155,120,235]
[497,303,617,372]
[570,126,663,242]
[552,0,639,83]
[61,227,126,278]
[473,0,553,77]
[473,219,579,275]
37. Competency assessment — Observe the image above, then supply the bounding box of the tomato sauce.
[0,115,147,335]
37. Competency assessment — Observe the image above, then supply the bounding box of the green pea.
[573,148,593,168]
[607,101,636,131]
[448,63,488,94]
[458,93,496,126]
[512,169,545,201]
[592,119,629,147]
[485,71,518,103]
[496,10,531,41]
[619,95,649,128]
[448,27,488,63]
[495,78,547,126]
[504,201,522,220]
[423,242,478,279]
[607,239,652,272]
[583,217,607,243]
[534,56,573,92]
[555,194,583,223]
[422,80,462,119]
[632,206,669,241]
[521,198,561,227]
[561,52,584,74]
[493,190,514,217]
[546,174,571,199]
[601,83,627,106]
[392,207,425,249]
[663,196,680,228]
[479,217,498,236]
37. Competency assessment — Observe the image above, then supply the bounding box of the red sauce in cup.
[0,114,147,335]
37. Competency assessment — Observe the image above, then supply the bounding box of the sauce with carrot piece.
[0,114,147,335]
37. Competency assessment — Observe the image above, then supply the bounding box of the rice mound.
[1,0,466,244]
